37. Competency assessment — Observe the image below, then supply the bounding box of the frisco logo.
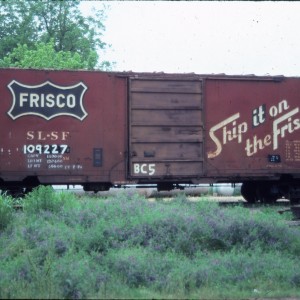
[208,99,300,158]
[7,80,88,120]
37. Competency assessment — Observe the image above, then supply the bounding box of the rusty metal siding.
[129,78,204,179]
[130,79,202,93]
[0,69,127,185]
[205,77,300,179]
[131,127,203,143]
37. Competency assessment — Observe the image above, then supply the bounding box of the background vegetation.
[0,186,300,299]
[0,0,112,70]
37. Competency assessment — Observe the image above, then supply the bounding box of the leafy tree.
[0,1,37,57]
[0,40,96,69]
[0,0,111,70]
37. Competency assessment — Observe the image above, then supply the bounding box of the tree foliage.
[0,40,97,69]
[0,0,112,70]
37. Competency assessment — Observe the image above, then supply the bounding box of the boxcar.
[0,68,299,203]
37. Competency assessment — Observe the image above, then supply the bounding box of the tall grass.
[0,193,13,230]
[0,188,300,299]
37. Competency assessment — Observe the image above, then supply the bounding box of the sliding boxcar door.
[128,77,204,181]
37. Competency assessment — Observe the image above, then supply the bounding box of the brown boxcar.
[0,69,127,194]
[204,76,300,202]
[0,68,299,202]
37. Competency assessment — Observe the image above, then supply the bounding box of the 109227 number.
[23,144,69,155]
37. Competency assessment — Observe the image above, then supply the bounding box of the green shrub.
[1,191,300,299]
[24,186,75,214]
[104,247,177,289]
[0,194,13,230]
[51,251,109,299]
[103,246,300,298]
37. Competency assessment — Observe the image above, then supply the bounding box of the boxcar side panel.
[0,69,127,187]
[205,77,300,180]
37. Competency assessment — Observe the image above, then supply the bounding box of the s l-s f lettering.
[26,131,70,141]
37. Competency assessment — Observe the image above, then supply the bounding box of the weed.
[1,191,300,299]
[24,185,76,214]
[0,193,13,230]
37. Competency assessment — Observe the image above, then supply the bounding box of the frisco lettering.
[208,99,300,158]
[19,93,76,108]
[7,80,88,120]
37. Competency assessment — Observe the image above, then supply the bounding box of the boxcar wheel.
[259,184,278,204]
[241,182,257,203]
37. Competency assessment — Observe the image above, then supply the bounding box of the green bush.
[51,251,109,299]
[0,194,13,230]
[24,185,75,214]
[1,191,300,299]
